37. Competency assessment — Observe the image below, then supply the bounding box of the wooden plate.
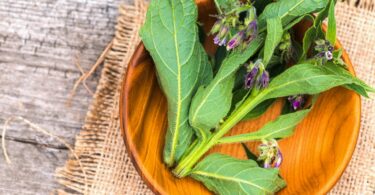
[120,0,361,194]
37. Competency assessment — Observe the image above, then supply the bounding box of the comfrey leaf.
[253,0,273,14]
[225,63,374,133]
[191,154,286,195]
[324,62,375,97]
[326,0,336,45]
[300,26,319,61]
[260,64,372,100]
[219,109,311,144]
[189,35,264,132]
[264,17,283,66]
[140,0,212,166]
[214,46,228,74]
[258,0,328,30]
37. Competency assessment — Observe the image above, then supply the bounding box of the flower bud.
[287,95,305,110]
[257,71,270,89]
[219,25,229,38]
[227,31,244,50]
[325,51,333,60]
[210,20,222,35]
[244,63,259,89]
[258,139,283,168]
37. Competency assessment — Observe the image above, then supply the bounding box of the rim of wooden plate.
[119,27,361,195]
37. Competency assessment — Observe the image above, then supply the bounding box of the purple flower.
[314,39,335,63]
[246,20,257,38]
[258,139,283,168]
[244,60,269,90]
[244,64,259,89]
[257,71,269,89]
[210,19,229,47]
[248,20,257,32]
[218,37,227,46]
[214,36,220,45]
[288,95,305,110]
[263,160,271,169]
[274,150,283,168]
[218,25,229,38]
[227,31,244,50]
[325,51,333,60]
[213,27,229,46]
[316,52,325,58]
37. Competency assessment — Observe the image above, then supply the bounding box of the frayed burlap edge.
[55,0,149,194]
[341,0,375,11]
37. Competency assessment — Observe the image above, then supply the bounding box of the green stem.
[173,92,266,177]
[218,134,262,144]
[213,0,223,14]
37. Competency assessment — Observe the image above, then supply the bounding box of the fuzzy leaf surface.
[140,0,212,165]
[189,35,264,131]
[191,154,286,195]
[220,109,311,144]
[258,0,328,29]
[264,17,283,66]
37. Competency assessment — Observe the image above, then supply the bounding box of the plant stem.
[213,0,223,14]
[173,92,266,177]
[218,134,262,144]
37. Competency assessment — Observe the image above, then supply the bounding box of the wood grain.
[0,0,127,193]
[120,1,361,194]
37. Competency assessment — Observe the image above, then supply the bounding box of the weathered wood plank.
[0,140,68,194]
[0,0,130,193]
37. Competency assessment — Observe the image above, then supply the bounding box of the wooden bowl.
[120,1,361,194]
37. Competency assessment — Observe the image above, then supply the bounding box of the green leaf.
[189,35,264,132]
[140,0,212,166]
[253,0,273,14]
[283,14,314,30]
[264,17,283,66]
[261,64,372,100]
[191,154,286,195]
[324,62,375,96]
[326,0,336,44]
[242,99,275,121]
[219,109,311,144]
[299,26,318,61]
[258,0,328,30]
[314,0,331,24]
[214,46,228,74]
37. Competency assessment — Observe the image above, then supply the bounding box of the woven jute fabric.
[56,1,375,194]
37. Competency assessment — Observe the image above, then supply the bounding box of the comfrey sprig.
[141,0,375,194]
[210,3,258,51]
[258,139,283,168]
[314,39,334,64]
[244,60,269,90]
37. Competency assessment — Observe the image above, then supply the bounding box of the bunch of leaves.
[140,0,374,194]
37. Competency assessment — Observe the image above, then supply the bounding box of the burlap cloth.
[55,0,375,194]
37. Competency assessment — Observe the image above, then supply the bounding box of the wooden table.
[0,0,128,193]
